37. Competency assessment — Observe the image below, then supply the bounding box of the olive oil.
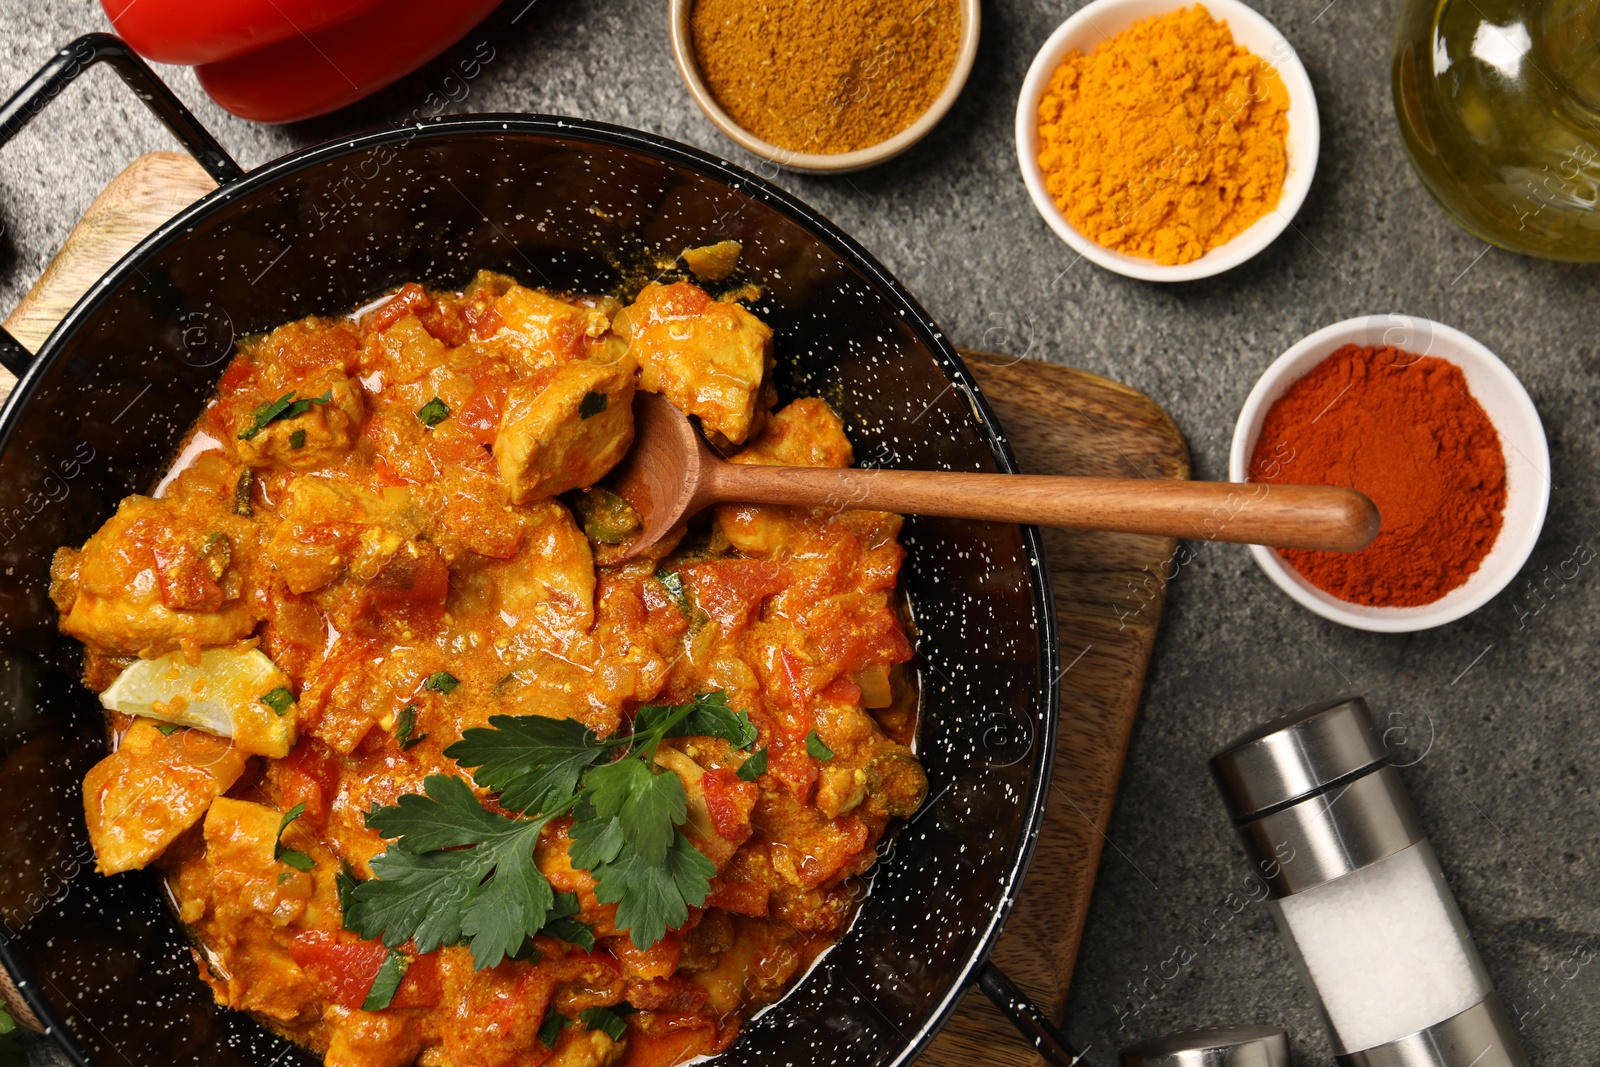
[1393,0,1600,260]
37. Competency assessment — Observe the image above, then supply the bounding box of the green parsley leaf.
[347,775,562,969]
[737,747,768,782]
[447,714,606,815]
[573,756,685,869]
[336,862,359,914]
[277,871,293,885]
[537,1012,570,1049]
[416,397,451,427]
[542,915,596,952]
[655,569,692,615]
[578,391,607,419]
[362,949,410,1011]
[579,1005,629,1042]
[637,691,758,749]
[289,428,307,450]
[424,671,459,695]
[806,729,835,760]
[395,704,427,751]
[274,803,315,871]
[238,389,333,441]
[154,721,182,737]
[260,687,296,717]
[590,830,714,954]
[0,1007,15,1037]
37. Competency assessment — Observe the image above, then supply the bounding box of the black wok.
[0,35,1068,1067]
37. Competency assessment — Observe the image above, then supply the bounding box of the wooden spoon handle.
[710,467,1379,551]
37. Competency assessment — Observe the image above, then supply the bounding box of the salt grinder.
[1209,697,1528,1067]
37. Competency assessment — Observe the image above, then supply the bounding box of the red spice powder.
[1249,344,1507,607]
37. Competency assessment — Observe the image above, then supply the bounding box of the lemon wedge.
[101,647,296,758]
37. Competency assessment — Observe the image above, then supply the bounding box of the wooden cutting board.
[0,153,1188,1066]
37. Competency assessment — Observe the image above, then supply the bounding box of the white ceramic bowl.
[1014,0,1319,282]
[1229,316,1550,633]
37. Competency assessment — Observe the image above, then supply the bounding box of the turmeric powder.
[1035,6,1290,265]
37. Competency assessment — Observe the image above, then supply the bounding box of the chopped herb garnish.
[806,729,835,761]
[362,949,410,1011]
[423,671,459,695]
[578,391,607,419]
[737,747,768,782]
[154,721,182,737]
[345,692,755,964]
[233,469,254,517]
[278,871,293,885]
[274,803,315,871]
[289,428,307,450]
[336,862,359,914]
[541,892,595,951]
[260,687,296,717]
[537,1012,570,1049]
[655,570,692,615]
[238,389,332,441]
[579,1005,630,1042]
[416,397,450,427]
[396,704,427,750]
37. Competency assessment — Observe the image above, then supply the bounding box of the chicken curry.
[50,267,926,1067]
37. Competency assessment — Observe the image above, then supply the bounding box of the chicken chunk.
[616,281,772,445]
[233,375,364,471]
[495,356,636,504]
[716,399,854,556]
[200,797,340,1021]
[493,284,605,374]
[53,495,256,657]
[489,500,597,638]
[82,719,249,874]
[264,477,418,594]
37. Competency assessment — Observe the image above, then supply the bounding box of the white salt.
[1274,842,1490,1052]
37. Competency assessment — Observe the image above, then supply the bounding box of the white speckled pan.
[0,98,1059,1067]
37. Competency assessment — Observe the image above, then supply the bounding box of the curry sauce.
[51,271,926,1067]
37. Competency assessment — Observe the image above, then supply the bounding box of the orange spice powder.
[1035,6,1289,264]
[690,0,962,155]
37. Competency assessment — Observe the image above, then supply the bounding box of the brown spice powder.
[690,0,962,155]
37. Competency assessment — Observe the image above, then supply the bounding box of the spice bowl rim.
[1229,315,1551,634]
[1013,0,1320,283]
[667,0,981,175]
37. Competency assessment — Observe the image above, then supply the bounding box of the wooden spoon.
[608,393,1378,559]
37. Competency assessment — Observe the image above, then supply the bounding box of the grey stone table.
[2,1,1596,1064]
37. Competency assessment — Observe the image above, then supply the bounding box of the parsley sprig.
[344,692,757,966]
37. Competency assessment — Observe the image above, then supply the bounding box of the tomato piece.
[766,742,819,805]
[817,675,863,705]
[700,769,758,844]
[217,357,256,396]
[352,542,448,632]
[271,738,340,825]
[288,931,442,1010]
[194,0,502,123]
[362,284,432,335]
[681,558,790,631]
[149,540,225,613]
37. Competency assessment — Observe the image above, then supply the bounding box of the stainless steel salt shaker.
[1209,696,1527,1067]
[1121,1024,1290,1067]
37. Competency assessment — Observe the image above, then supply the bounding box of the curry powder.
[690,0,961,155]
[1036,6,1290,264]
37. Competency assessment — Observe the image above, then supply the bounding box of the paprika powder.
[1249,344,1506,607]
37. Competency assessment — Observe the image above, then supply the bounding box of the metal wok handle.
[977,961,1095,1067]
[0,32,244,377]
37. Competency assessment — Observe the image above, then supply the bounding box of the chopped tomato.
[271,738,339,825]
[681,558,790,631]
[813,605,914,674]
[700,769,758,844]
[362,283,432,335]
[217,358,256,395]
[817,675,863,705]
[766,742,819,805]
[352,542,448,633]
[288,931,441,1010]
